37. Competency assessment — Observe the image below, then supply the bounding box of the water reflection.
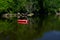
[36,31,60,40]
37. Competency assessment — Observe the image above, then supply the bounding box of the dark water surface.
[35,31,60,40]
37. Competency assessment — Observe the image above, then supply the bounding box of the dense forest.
[0,0,60,40]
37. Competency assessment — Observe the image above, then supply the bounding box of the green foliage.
[0,0,39,13]
[0,0,13,12]
[0,0,60,40]
[44,0,60,11]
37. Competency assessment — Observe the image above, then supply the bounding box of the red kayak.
[17,19,29,24]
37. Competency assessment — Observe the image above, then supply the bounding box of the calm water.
[35,31,60,40]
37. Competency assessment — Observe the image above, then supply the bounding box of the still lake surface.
[35,31,60,40]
